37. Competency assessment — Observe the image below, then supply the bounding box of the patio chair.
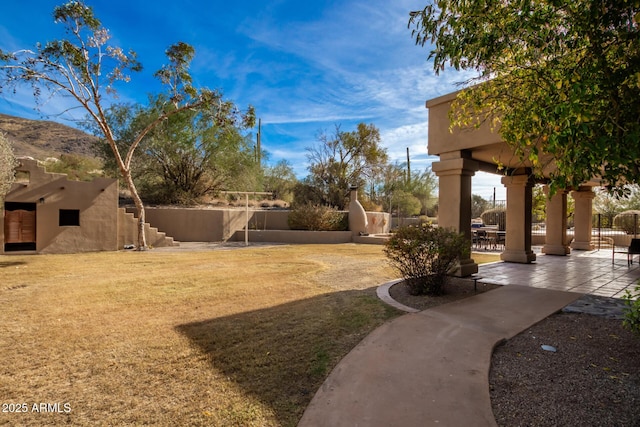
[486,230,498,250]
[496,231,506,250]
[629,238,640,265]
[613,238,640,266]
[473,230,488,250]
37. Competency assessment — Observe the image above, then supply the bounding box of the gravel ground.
[389,280,640,426]
[490,312,640,427]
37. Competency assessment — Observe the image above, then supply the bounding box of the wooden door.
[4,209,36,243]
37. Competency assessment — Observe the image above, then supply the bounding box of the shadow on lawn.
[176,288,400,426]
[0,260,27,269]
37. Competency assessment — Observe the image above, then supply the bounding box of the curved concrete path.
[298,285,581,427]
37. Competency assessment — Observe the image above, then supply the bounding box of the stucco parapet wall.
[426,91,503,156]
[425,90,459,109]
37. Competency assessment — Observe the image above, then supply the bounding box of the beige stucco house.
[427,91,597,276]
[1,158,174,254]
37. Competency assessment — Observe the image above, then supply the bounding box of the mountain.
[0,113,100,159]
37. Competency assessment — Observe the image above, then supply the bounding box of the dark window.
[59,209,80,226]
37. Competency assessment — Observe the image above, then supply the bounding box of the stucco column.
[500,175,536,263]
[542,187,570,255]
[571,186,595,250]
[432,154,479,276]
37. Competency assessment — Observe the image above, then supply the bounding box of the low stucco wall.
[140,207,390,243]
[135,207,259,241]
[531,230,636,247]
[231,230,353,244]
[137,208,291,241]
[366,212,390,234]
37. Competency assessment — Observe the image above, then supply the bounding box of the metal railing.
[591,213,639,250]
[529,213,639,251]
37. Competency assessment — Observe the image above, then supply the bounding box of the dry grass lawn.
[0,244,403,426]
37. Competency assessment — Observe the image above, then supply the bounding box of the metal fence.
[526,213,638,251]
[591,213,639,250]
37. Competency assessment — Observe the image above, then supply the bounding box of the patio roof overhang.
[426,91,604,187]
[426,91,538,175]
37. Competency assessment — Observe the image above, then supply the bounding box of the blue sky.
[0,0,505,200]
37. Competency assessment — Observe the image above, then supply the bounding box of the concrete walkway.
[299,249,640,427]
[298,285,580,427]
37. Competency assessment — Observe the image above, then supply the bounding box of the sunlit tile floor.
[477,247,640,299]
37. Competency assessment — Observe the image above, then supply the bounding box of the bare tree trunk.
[123,171,148,250]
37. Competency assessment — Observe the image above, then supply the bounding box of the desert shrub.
[481,207,506,231]
[271,200,288,209]
[384,224,469,296]
[418,215,436,225]
[622,283,640,335]
[391,190,422,217]
[613,211,640,235]
[360,198,382,212]
[287,203,348,231]
[42,154,103,181]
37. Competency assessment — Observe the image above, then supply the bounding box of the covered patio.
[479,248,640,300]
[427,91,599,276]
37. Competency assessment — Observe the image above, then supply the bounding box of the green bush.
[481,207,506,231]
[384,224,469,296]
[622,283,640,335]
[287,203,349,231]
[391,190,422,217]
[42,154,103,182]
[613,211,640,235]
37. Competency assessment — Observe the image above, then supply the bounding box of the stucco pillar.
[542,187,571,255]
[500,175,536,263]
[432,154,479,276]
[571,186,595,250]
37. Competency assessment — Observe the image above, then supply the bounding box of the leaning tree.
[0,1,254,249]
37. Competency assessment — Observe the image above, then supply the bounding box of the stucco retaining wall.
[139,207,390,243]
[231,230,353,244]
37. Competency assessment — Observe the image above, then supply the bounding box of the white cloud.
[474,172,506,201]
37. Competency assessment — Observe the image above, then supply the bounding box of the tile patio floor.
[477,247,640,299]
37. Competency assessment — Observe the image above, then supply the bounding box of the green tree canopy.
[390,190,422,217]
[594,184,640,215]
[379,164,437,216]
[263,160,298,203]
[410,0,640,193]
[471,194,489,219]
[92,98,257,205]
[303,123,388,209]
